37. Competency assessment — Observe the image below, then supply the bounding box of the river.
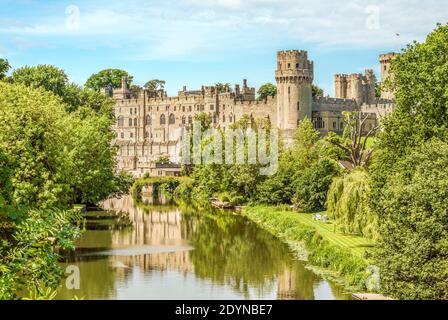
[56,195,350,300]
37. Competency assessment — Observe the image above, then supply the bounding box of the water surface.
[57,195,350,300]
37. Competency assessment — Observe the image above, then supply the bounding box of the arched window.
[160,114,166,125]
[117,116,124,127]
[134,118,137,126]
[169,114,176,125]
[145,115,152,125]
[129,118,133,126]
[182,116,186,125]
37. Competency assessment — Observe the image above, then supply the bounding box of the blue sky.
[0,0,447,96]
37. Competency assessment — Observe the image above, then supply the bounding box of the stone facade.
[108,50,396,177]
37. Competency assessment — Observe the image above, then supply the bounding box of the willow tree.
[327,170,378,239]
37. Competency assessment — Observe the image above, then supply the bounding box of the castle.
[108,50,397,177]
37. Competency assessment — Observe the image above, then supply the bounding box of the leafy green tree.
[327,169,377,239]
[0,58,10,80]
[215,83,230,94]
[370,24,448,300]
[257,83,277,101]
[144,79,166,91]
[0,82,71,208]
[12,65,68,97]
[312,85,324,97]
[373,139,448,300]
[194,112,212,130]
[293,158,341,212]
[62,107,133,204]
[85,69,133,92]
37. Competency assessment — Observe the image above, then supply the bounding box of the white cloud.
[0,0,447,59]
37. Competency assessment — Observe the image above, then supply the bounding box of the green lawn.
[292,212,375,257]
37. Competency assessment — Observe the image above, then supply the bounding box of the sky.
[0,0,447,96]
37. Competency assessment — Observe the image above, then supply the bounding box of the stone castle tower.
[334,69,377,105]
[275,50,314,132]
[379,52,398,100]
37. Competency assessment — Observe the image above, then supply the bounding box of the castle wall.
[111,50,396,177]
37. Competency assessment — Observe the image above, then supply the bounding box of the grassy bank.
[243,206,375,291]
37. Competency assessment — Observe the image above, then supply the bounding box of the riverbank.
[243,206,375,292]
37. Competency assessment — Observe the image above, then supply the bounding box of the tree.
[327,169,377,239]
[373,139,448,299]
[85,69,133,92]
[312,85,324,97]
[0,58,10,80]
[215,83,230,94]
[293,158,340,212]
[370,24,448,300]
[257,83,277,101]
[327,112,379,169]
[12,65,68,97]
[0,82,71,208]
[144,79,166,92]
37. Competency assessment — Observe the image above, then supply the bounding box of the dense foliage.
[0,58,10,80]
[327,170,377,240]
[369,23,448,299]
[0,62,132,299]
[373,139,448,299]
[85,68,133,92]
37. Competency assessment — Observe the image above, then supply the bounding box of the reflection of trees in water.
[58,196,349,300]
[180,211,320,300]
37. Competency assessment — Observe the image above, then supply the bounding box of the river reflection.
[56,195,350,300]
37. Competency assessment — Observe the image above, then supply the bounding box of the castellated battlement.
[380,52,399,63]
[314,96,358,106]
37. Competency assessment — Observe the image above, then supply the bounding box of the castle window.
[130,133,133,138]
[188,116,192,124]
[340,123,344,130]
[288,63,291,69]
[145,115,152,125]
[316,117,324,129]
[333,122,337,129]
[134,118,137,127]
[135,108,137,114]
[117,116,124,127]
[121,132,124,139]
[210,104,214,111]
[166,106,169,111]
[296,63,299,69]
[297,102,300,111]
[169,114,176,125]
[129,118,133,126]
[182,106,185,112]
[223,115,226,122]
[229,114,233,123]
[182,116,186,125]
[130,108,133,115]
[174,106,176,111]
[160,114,166,125]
